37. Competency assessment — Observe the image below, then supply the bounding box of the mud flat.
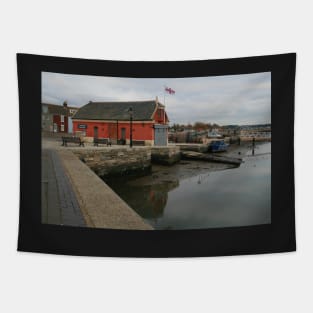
[181,151,242,165]
[106,159,237,188]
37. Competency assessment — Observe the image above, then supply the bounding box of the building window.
[61,124,64,132]
[60,115,64,123]
[158,109,162,119]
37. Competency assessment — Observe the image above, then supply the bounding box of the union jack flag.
[165,86,175,95]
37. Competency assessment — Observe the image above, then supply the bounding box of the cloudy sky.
[42,71,271,126]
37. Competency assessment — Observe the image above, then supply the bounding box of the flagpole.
[163,90,166,124]
[163,85,166,106]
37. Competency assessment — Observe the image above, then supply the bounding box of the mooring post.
[252,137,255,155]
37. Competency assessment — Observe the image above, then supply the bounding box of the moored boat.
[209,140,229,152]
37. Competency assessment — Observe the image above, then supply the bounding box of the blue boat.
[209,140,229,152]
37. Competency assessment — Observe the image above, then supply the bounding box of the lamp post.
[128,106,133,148]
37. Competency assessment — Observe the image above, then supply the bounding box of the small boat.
[207,130,223,138]
[209,140,229,152]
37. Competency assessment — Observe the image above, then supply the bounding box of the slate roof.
[72,100,160,121]
[42,103,68,115]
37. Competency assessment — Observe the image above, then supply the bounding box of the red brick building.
[42,102,79,133]
[42,103,69,133]
[72,98,169,146]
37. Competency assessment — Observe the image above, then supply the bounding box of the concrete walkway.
[58,149,153,230]
[41,149,86,227]
[41,137,153,229]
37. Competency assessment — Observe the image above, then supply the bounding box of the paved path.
[58,149,153,230]
[41,149,86,227]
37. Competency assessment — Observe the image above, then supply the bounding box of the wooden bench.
[117,139,126,145]
[132,140,145,146]
[61,136,84,147]
[93,138,112,147]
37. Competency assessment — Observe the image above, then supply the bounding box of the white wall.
[0,1,312,313]
[68,117,73,134]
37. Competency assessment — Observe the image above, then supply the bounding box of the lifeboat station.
[72,97,169,146]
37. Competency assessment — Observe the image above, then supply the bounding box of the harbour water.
[105,142,271,230]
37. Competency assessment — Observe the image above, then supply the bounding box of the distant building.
[42,102,79,133]
[220,124,271,140]
[72,98,169,146]
[239,124,271,139]
[220,125,240,136]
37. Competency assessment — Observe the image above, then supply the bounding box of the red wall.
[153,108,168,124]
[53,115,68,132]
[73,121,155,140]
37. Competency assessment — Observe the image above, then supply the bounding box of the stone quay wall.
[151,146,181,165]
[176,143,209,153]
[72,147,151,177]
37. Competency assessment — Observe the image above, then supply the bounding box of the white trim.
[150,102,158,119]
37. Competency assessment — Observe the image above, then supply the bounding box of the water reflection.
[105,142,271,230]
[106,178,179,220]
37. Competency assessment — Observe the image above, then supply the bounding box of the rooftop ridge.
[89,99,156,104]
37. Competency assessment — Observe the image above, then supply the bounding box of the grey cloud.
[42,71,271,125]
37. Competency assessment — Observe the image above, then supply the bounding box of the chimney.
[156,96,159,104]
[63,101,68,107]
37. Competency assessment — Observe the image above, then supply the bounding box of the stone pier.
[151,146,181,165]
[175,143,209,153]
[71,147,151,177]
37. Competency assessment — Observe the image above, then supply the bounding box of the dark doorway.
[94,126,98,138]
[121,128,126,140]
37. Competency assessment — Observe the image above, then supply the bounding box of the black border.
[17,53,296,257]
